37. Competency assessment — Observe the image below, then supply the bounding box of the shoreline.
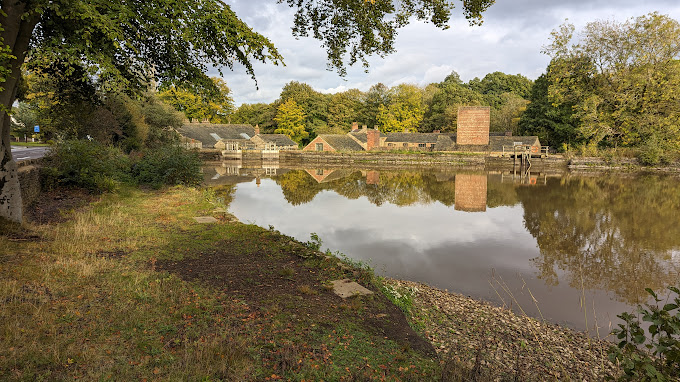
[386,279,619,380]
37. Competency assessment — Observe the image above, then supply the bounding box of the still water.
[204,164,680,334]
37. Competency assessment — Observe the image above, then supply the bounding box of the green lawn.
[11,141,51,147]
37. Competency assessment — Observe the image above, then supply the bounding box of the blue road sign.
[34,125,40,133]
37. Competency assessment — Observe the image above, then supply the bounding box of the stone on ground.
[331,279,373,298]
[193,216,218,224]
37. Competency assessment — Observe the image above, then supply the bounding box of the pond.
[204,163,680,334]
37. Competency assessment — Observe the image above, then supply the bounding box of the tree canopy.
[541,12,680,160]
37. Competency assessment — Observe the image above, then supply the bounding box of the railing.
[501,145,550,157]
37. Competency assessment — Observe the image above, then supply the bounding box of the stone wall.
[279,151,487,167]
[457,107,490,145]
[17,159,43,210]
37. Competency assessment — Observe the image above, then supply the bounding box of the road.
[10,145,49,161]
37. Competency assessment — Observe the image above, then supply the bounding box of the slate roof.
[348,130,387,143]
[434,135,456,151]
[255,134,297,147]
[384,133,441,144]
[177,123,256,148]
[318,135,365,151]
[489,136,541,152]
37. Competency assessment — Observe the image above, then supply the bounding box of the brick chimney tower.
[254,124,260,135]
[366,128,380,151]
[351,122,359,132]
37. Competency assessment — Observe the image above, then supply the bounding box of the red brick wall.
[454,174,487,212]
[303,136,336,152]
[457,107,490,145]
[366,129,380,151]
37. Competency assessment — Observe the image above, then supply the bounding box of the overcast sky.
[221,0,680,106]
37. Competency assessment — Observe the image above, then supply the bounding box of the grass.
[10,142,50,147]
[0,186,445,380]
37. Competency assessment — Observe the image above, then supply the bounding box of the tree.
[421,74,483,132]
[324,90,363,134]
[544,13,680,158]
[231,103,277,133]
[376,84,424,133]
[491,92,528,133]
[274,99,308,145]
[278,81,329,134]
[0,0,494,222]
[158,77,234,123]
[359,83,391,129]
[518,73,578,148]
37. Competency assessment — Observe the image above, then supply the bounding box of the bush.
[43,140,132,192]
[133,145,202,188]
[609,286,680,381]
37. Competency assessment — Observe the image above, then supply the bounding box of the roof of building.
[434,135,456,151]
[489,136,541,152]
[177,123,255,148]
[254,134,297,147]
[317,135,365,151]
[385,133,441,144]
[348,129,387,143]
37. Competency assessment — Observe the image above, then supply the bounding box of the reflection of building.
[366,170,380,185]
[454,174,488,212]
[304,169,355,183]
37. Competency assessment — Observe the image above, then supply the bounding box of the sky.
[221,0,680,107]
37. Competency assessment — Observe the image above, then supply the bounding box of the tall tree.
[274,99,308,145]
[359,83,391,129]
[544,13,680,159]
[421,73,483,132]
[159,77,234,123]
[278,81,329,134]
[376,84,424,133]
[518,73,578,148]
[0,0,494,222]
[231,103,277,133]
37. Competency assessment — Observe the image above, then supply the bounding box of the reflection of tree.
[517,175,680,304]
[486,180,518,208]
[273,171,322,206]
[273,169,467,207]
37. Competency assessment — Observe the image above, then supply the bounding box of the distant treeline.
[12,12,679,163]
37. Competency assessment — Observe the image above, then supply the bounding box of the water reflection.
[207,163,680,332]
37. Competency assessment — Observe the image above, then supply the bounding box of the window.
[418,143,426,148]
[388,143,395,147]
[403,143,408,147]
[316,169,324,175]
[316,143,323,151]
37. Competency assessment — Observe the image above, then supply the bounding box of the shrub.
[43,139,132,192]
[609,286,680,381]
[133,145,202,188]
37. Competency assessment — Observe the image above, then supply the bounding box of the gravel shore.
[387,279,621,381]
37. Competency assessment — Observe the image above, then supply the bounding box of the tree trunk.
[0,1,39,223]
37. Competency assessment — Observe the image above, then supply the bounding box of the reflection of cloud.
[220,0,680,106]
[230,179,531,252]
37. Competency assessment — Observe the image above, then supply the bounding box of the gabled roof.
[348,130,387,143]
[385,133,441,144]
[489,136,541,152]
[318,135,365,151]
[177,123,256,148]
[254,134,297,147]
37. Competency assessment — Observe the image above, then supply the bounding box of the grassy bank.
[1,187,440,380]
[1,186,622,380]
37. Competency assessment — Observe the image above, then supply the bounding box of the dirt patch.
[156,233,436,358]
[25,187,97,224]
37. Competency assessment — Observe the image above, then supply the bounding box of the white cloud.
[222,1,680,106]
